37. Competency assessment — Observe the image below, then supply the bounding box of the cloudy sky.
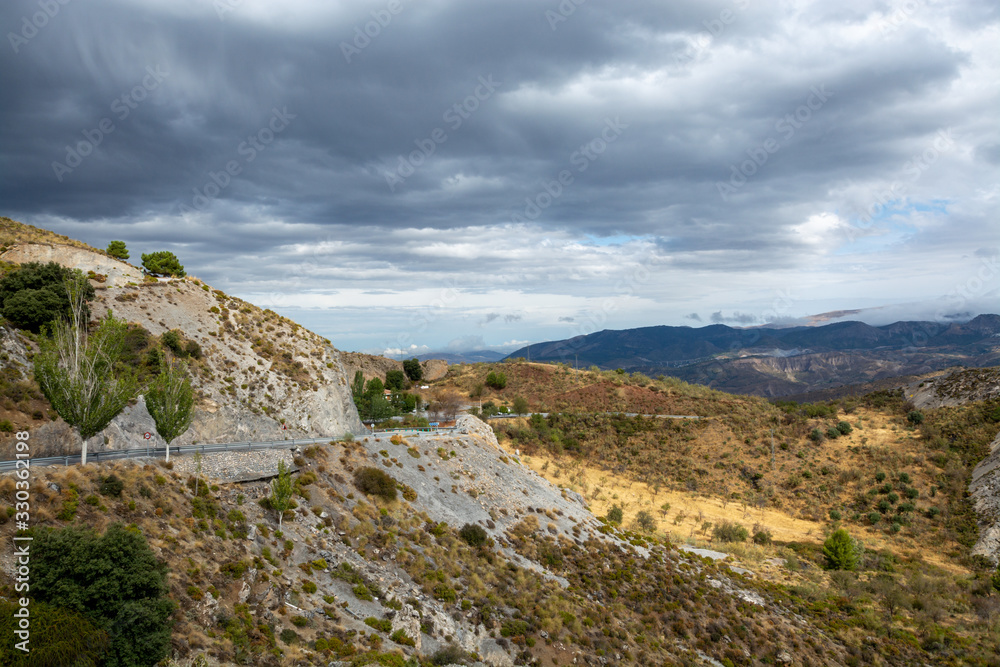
[2,0,998,355]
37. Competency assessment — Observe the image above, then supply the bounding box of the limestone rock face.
[0,243,144,287]
[970,430,1000,564]
[0,242,363,456]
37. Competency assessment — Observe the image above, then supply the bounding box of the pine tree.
[823,528,860,570]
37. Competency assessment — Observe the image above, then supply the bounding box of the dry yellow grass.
[515,441,968,575]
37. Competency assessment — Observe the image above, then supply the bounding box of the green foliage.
[390,629,415,646]
[512,395,529,415]
[352,373,399,422]
[280,628,298,644]
[636,510,657,532]
[433,583,457,602]
[161,330,183,356]
[0,599,109,665]
[106,240,129,260]
[99,474,124,497]
[34,306,139,441]
[270,460,294,528]
[430,645,471,665]
[907,410,924,425]
[145,359,194,444]
[752,529,773,545]
[823,528,860,570]
[826,427,841,439]
[0,262,94,332]
[606,504,623,525]
[385,369,405,390]
[30,523,175,666]
[835,421,853,435]
[808,428,824,443]
[458,523,488,546]
[365,617,393,633]
[354,467,397,501]
[402,358,423,382]
[141,251,185,277]
[712,521,749,543]
[485,370,507,389]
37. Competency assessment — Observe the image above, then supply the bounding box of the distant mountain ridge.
[505,315,1000,396]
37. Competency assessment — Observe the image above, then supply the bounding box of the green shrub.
[501,619,529,637]
[354,467,397,501]
[302,580,317,594]
[836,421,853,435]
[291,615,309,628]
[365,617,393,633]
[752,529,772,546]
[280,628,298,643]
[826,427,841,439]
[98,474,124,497]
[390,629,415,646]
[829,509,842,521]
[431,645,470,665]
[458,523,488,547]
[875,471,886,482]
[0,262,95,332]
[636,510,657,532]
[868,511,881,524]
[485,370,507,389]
[823,528,860,570]
[30,523,175,665]
[606,504,623,525]
[433,584,457,602]
[907,410,924,425]
[0,420,14,433]
[808,429,823,443]
[712,521,749,543]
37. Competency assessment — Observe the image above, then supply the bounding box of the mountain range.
[506,315,1000,396]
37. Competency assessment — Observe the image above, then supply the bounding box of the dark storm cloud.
[1,0,997,350]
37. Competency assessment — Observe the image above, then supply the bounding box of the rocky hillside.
[0,414,928,666]
[0,218,362,458]
[340,351,448,386]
